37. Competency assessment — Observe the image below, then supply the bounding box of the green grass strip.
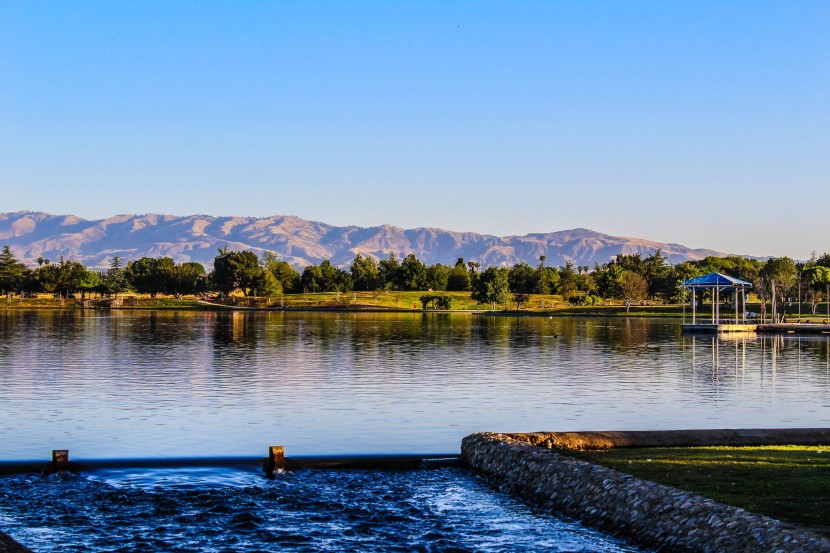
[565,446,830,534]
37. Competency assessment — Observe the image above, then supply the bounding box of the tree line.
[2,245,830,311]
[0,246,207,299]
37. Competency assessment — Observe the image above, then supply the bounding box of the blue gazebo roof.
[682,272,752,288]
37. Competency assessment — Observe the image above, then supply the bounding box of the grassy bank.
[195,291,684,315]
[565,446,830,534]
[9,291,815,318]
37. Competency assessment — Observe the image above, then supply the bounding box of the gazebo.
[681,272,753,330]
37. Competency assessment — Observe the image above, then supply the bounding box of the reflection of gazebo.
[681,272,753,331]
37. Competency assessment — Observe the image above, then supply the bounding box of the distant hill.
[0,211,727,269]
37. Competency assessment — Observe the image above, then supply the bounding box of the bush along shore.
[461,430,830,553]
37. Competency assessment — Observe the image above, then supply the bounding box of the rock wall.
[461,432,830,553]
[506,428,830,450]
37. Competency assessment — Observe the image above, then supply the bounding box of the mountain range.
[0,211,727,269]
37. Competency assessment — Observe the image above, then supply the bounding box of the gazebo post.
[692,288,696,324]
[712,288,717,324]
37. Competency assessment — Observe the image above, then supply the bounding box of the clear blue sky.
[2,1,828,259]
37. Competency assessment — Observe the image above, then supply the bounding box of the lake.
[1,310,830,461]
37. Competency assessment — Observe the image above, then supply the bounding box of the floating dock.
[757,323,830,335]
[682,322,830,335]
[681,323,758,333]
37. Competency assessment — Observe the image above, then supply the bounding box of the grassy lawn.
[3,291,712,316]
[205,291,686,314]
[565,446,830,534]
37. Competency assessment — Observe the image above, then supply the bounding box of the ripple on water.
[0,467,639,552]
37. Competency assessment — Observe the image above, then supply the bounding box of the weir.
[0,452,461,476]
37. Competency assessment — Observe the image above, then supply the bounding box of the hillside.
[0,211,726,269]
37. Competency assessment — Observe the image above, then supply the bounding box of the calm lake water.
[2,310,830,460]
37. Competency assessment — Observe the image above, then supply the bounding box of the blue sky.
[2,1,828,258]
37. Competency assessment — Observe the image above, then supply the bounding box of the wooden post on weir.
[263,445,285,477]
[44,449,69,475]
[52,450,69,471]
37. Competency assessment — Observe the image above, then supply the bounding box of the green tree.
[175,262,207,296]
[257,270,282,298]
[447,258,471,291]
[593,263,625,300]
[559,261,578,300]
[534,256,552,294]
[613,253,646,275]
[508,262,536,310]
[321,260,350,291]
[126,257,176,298]
[103,256,129,298]
[379,254,400,290]
[78,269,103,299]
[300,264,324,292]
[760,257,797,321]
[619,270,648,312]
[643,250,674,301]
[261,252,299,293]
[425,264,449,291]
[804,265,830,315]
[0,246,27,298]
[35,256,87,298]
[467,260,481,289]
[350,254,380,291]
[398,253,427,290]
[212,248,263,296]
[301,260,350,292]
[471,266,510,310]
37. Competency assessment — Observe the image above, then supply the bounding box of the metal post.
[692,288,696,324]
[711,288,715,324]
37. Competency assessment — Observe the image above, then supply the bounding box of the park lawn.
[241,290,500,310]
[566,446,830,534]
[3,291,688,314]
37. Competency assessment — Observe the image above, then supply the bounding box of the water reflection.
[2,311,830,460]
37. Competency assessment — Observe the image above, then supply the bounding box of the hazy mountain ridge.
[0,211,726,269]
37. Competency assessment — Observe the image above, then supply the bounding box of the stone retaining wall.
[507,427,830,451]
[462,432,830,552]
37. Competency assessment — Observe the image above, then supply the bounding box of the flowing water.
[2,310,830,551]
[0,467,637,552]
